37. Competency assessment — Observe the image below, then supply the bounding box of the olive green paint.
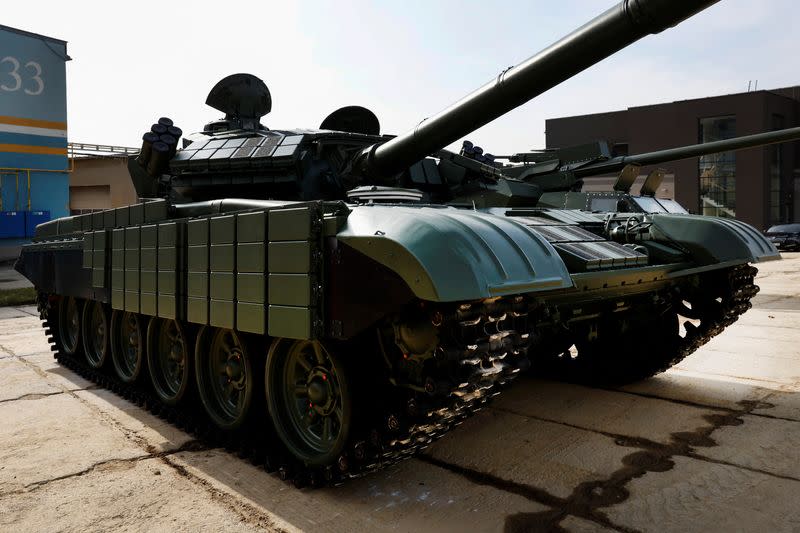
[144,200,168,223]
[210,215,235,244]
[210,244,234,271]
[103,210,115,230]
[268,207,314,241]
[187,218,210,325]
[268,305,312,340]
[237,302,266,334]
[82,232,93,269]
[111,228,125,310]
[92,230,107,290]
[269,274,313,307]
[236,273,265,304]
[130,203,144,225]
[266,205,321,340]
[236,243,265,272]
[267,241,312,273]
[187,296,208,324]
[237,211,266,242]
[210,299,235,329]
[92,212,103,231]
[115,206,130,227]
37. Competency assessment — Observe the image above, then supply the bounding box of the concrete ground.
[0,244,24,264]
[0,254,799,532]
[0,260,31,291]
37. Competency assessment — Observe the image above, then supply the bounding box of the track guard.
[337,206,573,302]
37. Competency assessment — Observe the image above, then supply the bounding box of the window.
[589,197,619,212]
[656,199,689,214]
[770,114,785,225]
[612,143,629,158]
[698,116,736,218]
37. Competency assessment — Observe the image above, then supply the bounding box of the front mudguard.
[336,205,573,303]
[649,214,780,265]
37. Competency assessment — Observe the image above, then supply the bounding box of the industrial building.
[546,86,800,230]
[68,143,138,214]
[0,25,70,241]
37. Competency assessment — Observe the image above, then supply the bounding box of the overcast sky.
[4,0,799,154]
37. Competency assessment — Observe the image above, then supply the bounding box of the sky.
[4,0,800,155]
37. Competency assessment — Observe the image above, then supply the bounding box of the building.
[68,143,139,214]
[0,25,70,240]
[546,86,800,230]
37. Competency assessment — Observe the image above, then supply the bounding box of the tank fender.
[336,206,573,302]
[649,214,780,264]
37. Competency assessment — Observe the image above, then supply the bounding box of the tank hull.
[15,199,775,483]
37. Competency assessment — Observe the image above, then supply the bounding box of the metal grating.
[530,224,604,243]
[555,241,647,270]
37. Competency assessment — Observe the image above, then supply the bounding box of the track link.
[39,296,531,488]
[35,264,760,487]
[670,264,759,369]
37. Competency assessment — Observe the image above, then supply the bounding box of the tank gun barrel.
[574,126,800,177]
[365,0,720,178]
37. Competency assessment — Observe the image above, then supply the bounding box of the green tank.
[15,0,775,486]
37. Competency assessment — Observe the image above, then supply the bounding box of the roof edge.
[0,24,69,57]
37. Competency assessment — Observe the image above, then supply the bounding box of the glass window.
[770,114,785,225]
[656,199,689,214]
[589,197,619,212]
[633,196,667,213]
[698,116,736,218]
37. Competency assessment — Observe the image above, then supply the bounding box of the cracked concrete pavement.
[0,253,799,532]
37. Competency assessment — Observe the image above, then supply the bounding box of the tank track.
[525,264,761,386]
[33,264,760,487]
[37,296,531,488]
[669,263,760,370]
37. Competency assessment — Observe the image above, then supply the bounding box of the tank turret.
[126,0,721,206]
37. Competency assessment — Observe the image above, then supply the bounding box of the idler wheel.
[196,328,254,430]
[57,296,82,356]
[147,318,191,405]
[81,301,108,368]
[110,311,145,383]
[266,339,352,466]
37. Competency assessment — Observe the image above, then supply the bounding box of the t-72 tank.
[15,0,776,486]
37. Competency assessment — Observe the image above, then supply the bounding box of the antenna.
[747,80,752,92]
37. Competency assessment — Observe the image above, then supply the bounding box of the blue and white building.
[0,24,69,239]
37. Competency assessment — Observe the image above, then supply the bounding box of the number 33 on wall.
[0,56,44,95]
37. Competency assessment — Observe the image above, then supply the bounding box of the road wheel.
[196,328,254,430]
[81,301,108,368]
[111,311,145,383]
[57,296,82,355]
[266,339,352,466]
[147,318,191,405]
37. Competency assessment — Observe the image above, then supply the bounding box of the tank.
[17,0,774,486]
[480,126,800,214]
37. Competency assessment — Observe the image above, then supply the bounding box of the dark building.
[546,86,800,230]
